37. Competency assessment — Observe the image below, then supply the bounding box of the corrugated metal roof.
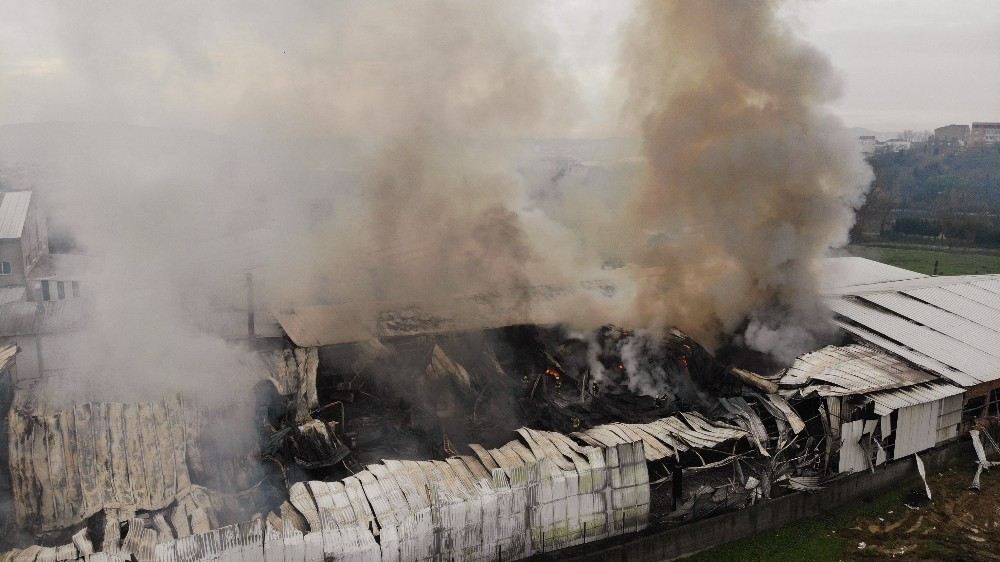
[781,344,937,395]
[830,297,1000,384]
[822,257,926,290]
[0,191,32,239]
[835,321,978,387]
[904,286,1000,333]
[824,273,1000,296]
[272,306,377,347]
[867,381,964,416]
[827,273,1000,388]
[860,292,1000,355]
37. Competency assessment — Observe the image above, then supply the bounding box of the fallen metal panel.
[762,394,806,434]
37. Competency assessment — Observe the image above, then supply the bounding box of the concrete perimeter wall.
[539,438,968,562]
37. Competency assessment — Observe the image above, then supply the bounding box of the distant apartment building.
[933,124,969,145]
[970,122,1000,147]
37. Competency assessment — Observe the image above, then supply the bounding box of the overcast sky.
[0,0,997,136]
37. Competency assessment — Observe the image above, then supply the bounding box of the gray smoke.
[620,0,873,362]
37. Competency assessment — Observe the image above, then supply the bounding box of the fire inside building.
[2,249,1000,561]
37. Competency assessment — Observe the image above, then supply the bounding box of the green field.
[848,244,1000,276]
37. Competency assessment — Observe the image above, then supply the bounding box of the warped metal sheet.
[781,344,937,394]
[829,298,999,384]
[835,322,977,387]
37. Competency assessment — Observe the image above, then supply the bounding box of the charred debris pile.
[0,323,825,558]
[260,324,817,516]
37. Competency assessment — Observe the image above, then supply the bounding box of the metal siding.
[894,401,938,458]
[838,420,868,473]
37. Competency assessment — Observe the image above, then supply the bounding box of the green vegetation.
[684,484,913,562]
[688,450,1000,562]
[849,244,1000,275]
[853,145,1000,248]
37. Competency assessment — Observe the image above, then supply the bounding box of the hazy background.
[1,0,998,135]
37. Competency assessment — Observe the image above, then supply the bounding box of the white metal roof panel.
[830,297,1000,384]
[904,286,1000,333]
[867,382,964,416]
[942,283,1000,311]
[861,292,1000,357]
[821,257,925,291]
[824,273,1000,296]
[0,191,31,239]
[834,321,979,387]
[972,278,1000,296]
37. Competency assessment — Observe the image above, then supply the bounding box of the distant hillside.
[854,143,1000,247]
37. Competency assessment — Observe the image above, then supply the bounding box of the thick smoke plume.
[620,0,872,362]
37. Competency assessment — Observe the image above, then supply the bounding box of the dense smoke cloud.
[620,0,872,362]
[0,0,876,421]
[0,0,591,410]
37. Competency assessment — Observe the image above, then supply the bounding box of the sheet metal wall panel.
[937,394,964,443]
[838,420,868,473]
[895,401,939,458]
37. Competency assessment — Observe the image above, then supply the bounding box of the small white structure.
[782,344,964,473]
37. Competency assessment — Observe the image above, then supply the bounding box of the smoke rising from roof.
[0,0,874,419]
[619,0,873,362]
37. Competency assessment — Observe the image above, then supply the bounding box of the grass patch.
[849,244,1000,276]
[684,483,914,562]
